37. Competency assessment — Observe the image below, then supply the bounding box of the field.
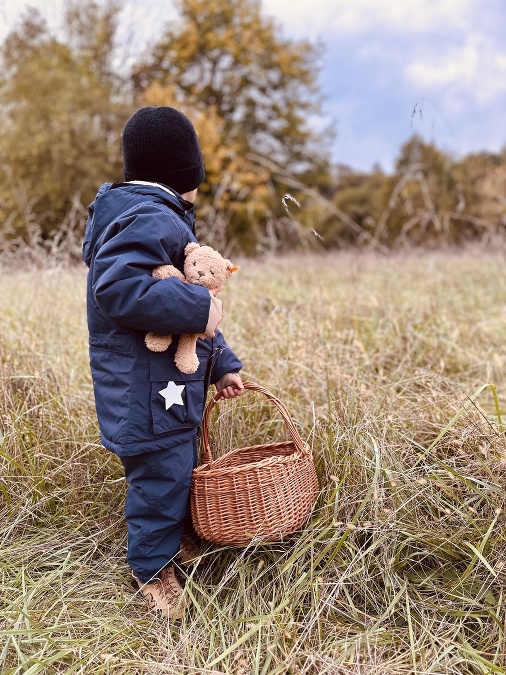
[1,249,506,674]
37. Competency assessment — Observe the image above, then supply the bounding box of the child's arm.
[209,329,243,398]
[91,207,211,335]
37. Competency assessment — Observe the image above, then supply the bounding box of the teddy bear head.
[183,243,238,289]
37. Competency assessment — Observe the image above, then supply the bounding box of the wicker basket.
[190,381,319,546]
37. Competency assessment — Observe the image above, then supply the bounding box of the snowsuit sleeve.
[91,204,211,334]
[209,330,243,384]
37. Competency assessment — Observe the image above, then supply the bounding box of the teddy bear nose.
[198,270,205,277]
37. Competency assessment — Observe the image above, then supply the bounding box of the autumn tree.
[371,137,458,244]
[453,151,506,227]
[133,0,332,251]
[341,137,506,246]
[0,1,132,238]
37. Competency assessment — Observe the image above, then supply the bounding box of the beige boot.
[133,566,187,619]
[178,533,202,566]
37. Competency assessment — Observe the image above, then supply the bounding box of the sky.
[1,0,505,172]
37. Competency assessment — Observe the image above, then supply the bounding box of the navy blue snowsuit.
[82,181,242,580]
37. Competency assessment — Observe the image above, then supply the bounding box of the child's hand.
[215,373,244,400]
[209,286,223,296]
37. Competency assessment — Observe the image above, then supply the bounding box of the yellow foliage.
[140,81,272,242]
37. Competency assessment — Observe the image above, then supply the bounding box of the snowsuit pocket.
[149,353,208,436]
[89,334,135,445]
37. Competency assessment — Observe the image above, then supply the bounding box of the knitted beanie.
[122,106,205,194]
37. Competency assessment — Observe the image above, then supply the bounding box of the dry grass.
[1,249,506,674]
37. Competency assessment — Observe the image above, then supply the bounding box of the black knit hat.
[122,106,205,194]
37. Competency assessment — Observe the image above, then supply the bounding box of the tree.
[369,137,505,245]
[133,0,332,252]
[453,151,506,226]
[377,136,458,244]
[0,2,132,238]
[329,166,389,243]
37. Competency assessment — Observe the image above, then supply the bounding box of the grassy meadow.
[1,248,506,674]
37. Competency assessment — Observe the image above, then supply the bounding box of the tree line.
[0,0,505,256]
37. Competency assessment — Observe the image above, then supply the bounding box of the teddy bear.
[145,243,239,374]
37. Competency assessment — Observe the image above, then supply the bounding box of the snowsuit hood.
[82,181,196,267]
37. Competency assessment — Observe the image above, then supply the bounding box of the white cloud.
[405,34,506,107]
[262,0,475,39]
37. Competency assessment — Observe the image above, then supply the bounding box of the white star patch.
[158,381,185,410]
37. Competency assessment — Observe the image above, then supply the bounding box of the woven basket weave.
[190,381,319,546]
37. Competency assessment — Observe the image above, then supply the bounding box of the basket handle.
[200,381,307,465]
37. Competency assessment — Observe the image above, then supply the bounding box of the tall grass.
[1,249,506,674]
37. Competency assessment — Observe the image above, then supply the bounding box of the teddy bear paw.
[174,350,200,374]
[145,332,172,352]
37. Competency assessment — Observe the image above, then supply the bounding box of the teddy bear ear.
[184,242,200,255]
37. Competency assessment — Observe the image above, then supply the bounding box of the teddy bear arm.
[145,332,173,352]
[152,265,186,282]
[174,333,201,374]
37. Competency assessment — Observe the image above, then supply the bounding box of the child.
[82,106,244,618]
